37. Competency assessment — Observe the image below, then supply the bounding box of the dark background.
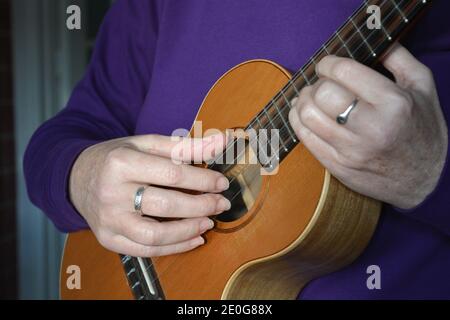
[0,0,113,299]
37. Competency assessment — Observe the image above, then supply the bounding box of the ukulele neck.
[245,0,431,168]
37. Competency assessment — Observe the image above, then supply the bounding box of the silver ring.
[337,98,359,125]
[134,186,147,214]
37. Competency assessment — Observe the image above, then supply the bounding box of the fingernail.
[193,237,205,246]
[201,219,215,231]
[216,177,229,191]
[217,198,231,212]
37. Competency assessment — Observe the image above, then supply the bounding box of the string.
[209,0,393,171]
[266,0,425,142]
[137,0,428,293]
[212,0,393,176]
[216,0,425,204]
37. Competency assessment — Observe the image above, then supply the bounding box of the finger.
[125,184,230,217]
[311,78,378,134]
[108,234,205,257]
[123,149,229,192]
[291,92,360,149]
[130,132,230,163]
[316,55,397,105]
[288,108,343,175]
[382,43,434,93]
[114,213,214,246]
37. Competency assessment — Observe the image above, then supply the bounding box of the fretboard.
[247,0,432,167]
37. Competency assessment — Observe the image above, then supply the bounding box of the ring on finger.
[134,186,147,215]
[337,98,359,125]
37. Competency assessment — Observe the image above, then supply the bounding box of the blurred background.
[0,0,115,299]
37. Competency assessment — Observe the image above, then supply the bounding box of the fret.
[121,255,131,263]
[239,0,431,168]
[254,113,265,130]
[264,107,288,152]
[335,30,355,59]
[380,23,393,41]
[262,108,275,128]
[274,95,298,143]
[322,43,331,55]
[363,0,393,41]
[349,16,377,57]
[121,255,164,300]
[300,69,311,85]
[309,72,319,83]
[255,116,278,165]
[131,281,140,289]
[390,0,409,22]
[307,56,320,82]
[289,79,301,97]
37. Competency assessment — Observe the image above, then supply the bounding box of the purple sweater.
[24,0,450,299]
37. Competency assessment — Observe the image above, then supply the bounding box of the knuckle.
[379,132,396,150]
[105,147,129,172]
[314,80,333,104]
[137,245,156,258]
[331,60,354,80]
[150,194,171,215]
[143,192,172,214]
[196,220,204,235]
[299,104,317,124]
[338,151,370,170]
[395,90,413,112]
[373,125,397,151]
[146,135,164,154]
[199,173,216,191]
[334,152,353,169]
[200,195,217,213]
[139,226,158,245]
[288,109,298,129]
[95,229,111,249]
[388,90,413,123]
[96,209,109,226]
[288,107,297,120]
[164,165,183,185]
[418,64,433,82]
[185,219,201,236]
[97,185,115,205]
[299,85,313,101]
[294,125,309,142]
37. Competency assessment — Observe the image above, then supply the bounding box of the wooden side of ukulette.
[61,59,381,300]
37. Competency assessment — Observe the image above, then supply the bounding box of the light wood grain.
[60,60,380,300]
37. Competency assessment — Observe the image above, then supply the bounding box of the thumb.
[382,43,434,93]
[131,132,230,164]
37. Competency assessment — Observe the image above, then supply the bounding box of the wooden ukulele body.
[60,60,381,300]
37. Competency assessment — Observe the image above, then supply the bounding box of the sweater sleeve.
[391,0,450,236]
[23,0,159,232]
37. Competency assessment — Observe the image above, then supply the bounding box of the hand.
[69,133,231,257]
[289,44,448,209]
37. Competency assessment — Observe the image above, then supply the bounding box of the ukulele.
[60,0,432,299]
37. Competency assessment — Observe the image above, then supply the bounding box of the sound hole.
[208,138,262,223]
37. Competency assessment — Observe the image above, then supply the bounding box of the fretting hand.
[289,44,448,209]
